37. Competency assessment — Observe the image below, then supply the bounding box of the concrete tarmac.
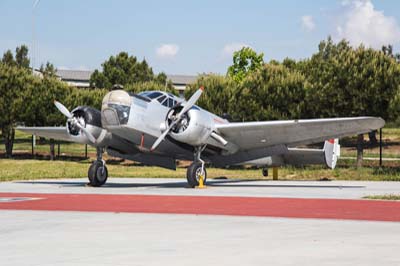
[1,178,400,266]
[1,178,400,198]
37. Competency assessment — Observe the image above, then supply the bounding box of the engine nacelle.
[67,106,108,145]
[167,107,214,146]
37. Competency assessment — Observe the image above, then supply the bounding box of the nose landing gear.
[88,147,108,187]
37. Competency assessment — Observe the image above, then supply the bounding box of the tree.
[2,50,15,66]
[301,38,400,121]
[2,45,30,68]
[185,74,233,118]
[227,47,264,82]
[39,62,57,77]
[90,52,166,88]
[230,62,306,121]
[0,63,34,157]
[15,45,30,68]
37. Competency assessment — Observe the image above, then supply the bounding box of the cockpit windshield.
[138,91,163,99]
[137,91,181,108]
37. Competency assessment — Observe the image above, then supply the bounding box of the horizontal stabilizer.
[238,139,340,169]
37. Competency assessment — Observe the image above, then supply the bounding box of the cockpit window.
[157,95,166,103]
[138,91,180,107]
[161,98,169,107]
[147,92,163,99]
[168,98,174,108]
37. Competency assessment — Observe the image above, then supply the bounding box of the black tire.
[186,162,207,188]
[88,161,108,187]
[262,168,268,177]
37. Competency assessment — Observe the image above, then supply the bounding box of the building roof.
[56,69,93,81]
[55,69,197,87]
[167,74,197,85]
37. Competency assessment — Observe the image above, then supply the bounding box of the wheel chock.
[196,175,207,189]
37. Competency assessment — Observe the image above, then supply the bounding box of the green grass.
[1,158,400,182]
[1,129,400,182]
[363,194,400,200]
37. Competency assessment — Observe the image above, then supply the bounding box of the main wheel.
[186,162,207,188]
[88,161,108,187]
[262,167,268,177]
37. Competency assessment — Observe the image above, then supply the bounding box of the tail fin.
[323,139,340,169]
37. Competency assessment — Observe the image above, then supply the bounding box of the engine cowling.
[67,106,107,144]
[164,106,213,146]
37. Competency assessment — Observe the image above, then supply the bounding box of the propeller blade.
[75,121,97,143]
[151,120,178,151]
[54,101,73,118]
[176,87,203,120]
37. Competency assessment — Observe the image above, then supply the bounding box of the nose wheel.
[88,147,108,187]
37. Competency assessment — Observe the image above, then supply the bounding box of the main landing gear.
[186,146,207,188]
[88,147,108,187]
[262,167,268,177]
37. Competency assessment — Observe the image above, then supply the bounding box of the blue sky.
[1,0,400,75]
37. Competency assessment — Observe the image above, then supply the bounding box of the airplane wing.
[215,117,384,150]
[17,126,74,142]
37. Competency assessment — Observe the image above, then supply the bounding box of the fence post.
[49,139,55,161]
[379,128,383,167]
[356,134,364,168]
[31,135,35,157]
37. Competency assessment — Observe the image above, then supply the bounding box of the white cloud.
[301,15,316,32]
[335,0,400,48]
[156,44,179,58]
[222,43,252,57]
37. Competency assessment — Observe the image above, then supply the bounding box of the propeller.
[151,87,204,151]
[54,101,97,143]
[54,101,73,118]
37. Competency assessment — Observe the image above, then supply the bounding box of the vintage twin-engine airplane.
[18,87,384,187]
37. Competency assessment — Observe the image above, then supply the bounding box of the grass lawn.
[363,194,400,200]
[1,128,400,182]
[0,158,399,182]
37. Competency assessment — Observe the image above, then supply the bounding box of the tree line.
[187,38,400,125]
[1,37,400,158]
[0,46,171,157]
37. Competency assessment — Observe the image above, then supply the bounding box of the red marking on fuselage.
[328,139,335,144]
[1,193,400,222]
[213,118,228,124]
[140,133,145,148]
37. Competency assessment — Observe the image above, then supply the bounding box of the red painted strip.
[140,133,144,148]
[0,193,399,222]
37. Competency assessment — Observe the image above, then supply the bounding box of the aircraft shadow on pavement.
[16,179,365,189]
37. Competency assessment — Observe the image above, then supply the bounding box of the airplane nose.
[101,90,132,126]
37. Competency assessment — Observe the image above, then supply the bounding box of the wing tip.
[371,117,385,130]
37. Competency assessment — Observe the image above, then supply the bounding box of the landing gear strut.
[186,146,207,188]
[88,147,108,187]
